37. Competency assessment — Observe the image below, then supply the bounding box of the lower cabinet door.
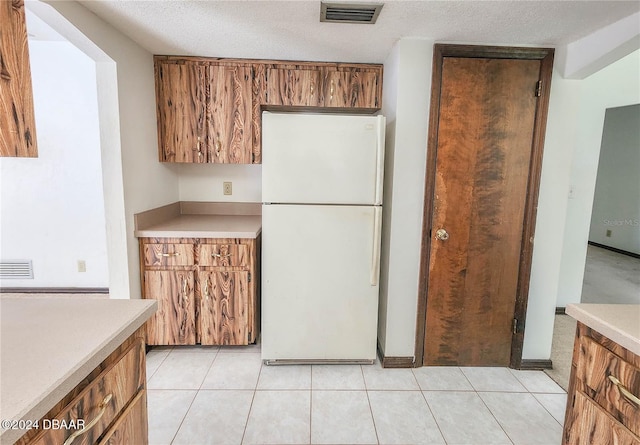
[565,391,639,445]
[98,390,148,445]
[199,271,248,345]
[143,270,196,345]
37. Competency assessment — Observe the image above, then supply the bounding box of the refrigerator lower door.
[261,204,381,363]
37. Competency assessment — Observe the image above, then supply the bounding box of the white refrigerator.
[261,111,385,364]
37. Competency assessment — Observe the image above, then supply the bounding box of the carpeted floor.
[544,314,576,391]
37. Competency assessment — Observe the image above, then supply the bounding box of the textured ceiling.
[76,0,640,63]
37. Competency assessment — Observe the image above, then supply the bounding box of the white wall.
[177,164,262,202]
[556,50,640,308]
[588,104,640,253]
[30,0,180,298]
[0,40,108,287]
[521,72,581,359]
[378,39,432,357]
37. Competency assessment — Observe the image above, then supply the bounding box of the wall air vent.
[0,260,34,279]
[320,2,383,24]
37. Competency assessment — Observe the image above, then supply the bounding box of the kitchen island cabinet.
[563,304,640,445]
[0,297,156,445]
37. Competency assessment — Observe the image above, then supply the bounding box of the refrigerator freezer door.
[261,204,381,362]
[262,112,385,206]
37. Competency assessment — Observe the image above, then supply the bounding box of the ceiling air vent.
[320,2,383,24]
[0,260,34,279]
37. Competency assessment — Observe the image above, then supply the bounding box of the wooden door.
[323,70,379,108]
[199,271,248,345]
[264,68,321,107]
[419,46,554,367]
[0,0,37,157]
[155,61,206,162]
[143,270,196,345]
[208,65,253,163]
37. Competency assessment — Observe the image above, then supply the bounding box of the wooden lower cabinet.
[98,391,148,445]
[143,270,196,345]
[563,322,640,444]
[17,332,148,445]
[140,237,259,346]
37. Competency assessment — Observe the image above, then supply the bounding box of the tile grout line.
[411,369,449,444]
[169,346,220,445]
[362,363,381,445]
[459,367,516,445]
[240,357,264,445]
[146,346,173,382]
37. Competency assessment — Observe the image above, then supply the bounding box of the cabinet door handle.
[212,253,232,258]
[330,79,335,97]
[62,394,112,445]
[609,375,640,407]
[161,252,180,257]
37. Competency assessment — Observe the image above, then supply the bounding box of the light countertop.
[134,214,262,239]
[0,297,156,444]
[566,303,640,356]
[134,201,262,239]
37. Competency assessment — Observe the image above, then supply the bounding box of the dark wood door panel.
[424,56,542,366]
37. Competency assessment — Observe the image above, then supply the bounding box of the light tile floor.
[146,346,566,445]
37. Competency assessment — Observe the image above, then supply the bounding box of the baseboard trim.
[588,241,640,259]
[0,287,109,294]
[520,359,553,370]
[377,341,415,368]
[556,307,566,315]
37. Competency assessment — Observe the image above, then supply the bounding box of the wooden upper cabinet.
[323,69,380,109]
[0,0,38,157]
[264,68,322,107]
[153,56,383,164]
[208,64,253,163]
[155,60,207,163]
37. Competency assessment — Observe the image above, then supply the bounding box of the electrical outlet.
[77,260,86,272]
[223,181,232,195]
[606,229,612,238]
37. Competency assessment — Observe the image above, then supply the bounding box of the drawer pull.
[608,375,640,407]
[212,253,232,258]
[160,253,180,257]
[62,393,112,445]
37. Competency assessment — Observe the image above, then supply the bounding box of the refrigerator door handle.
[371,207,382,286]
[374,116,385,206]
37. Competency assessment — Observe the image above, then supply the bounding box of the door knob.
[435,228,449,241]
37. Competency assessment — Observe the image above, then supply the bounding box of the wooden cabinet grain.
[16,332,148,445]
[139,237,259,346]
[154,56,383,164]
[563,322,640,444]
[155,60,253,163]
[0,0,38,157]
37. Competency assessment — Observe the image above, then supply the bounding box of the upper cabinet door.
[0,0,38,157]
[264,68,322,107]
[155,61,207,162]
[208,65,253,163]
[323,70,380,109]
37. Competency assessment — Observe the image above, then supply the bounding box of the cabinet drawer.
[566,391,638,445]
[97,390,147,445]
[199,244,249,267]
[577,336,640,436]
[29,339,145,445]
[143,243,194,267]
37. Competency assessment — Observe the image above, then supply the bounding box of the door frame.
[414,44,555,368]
